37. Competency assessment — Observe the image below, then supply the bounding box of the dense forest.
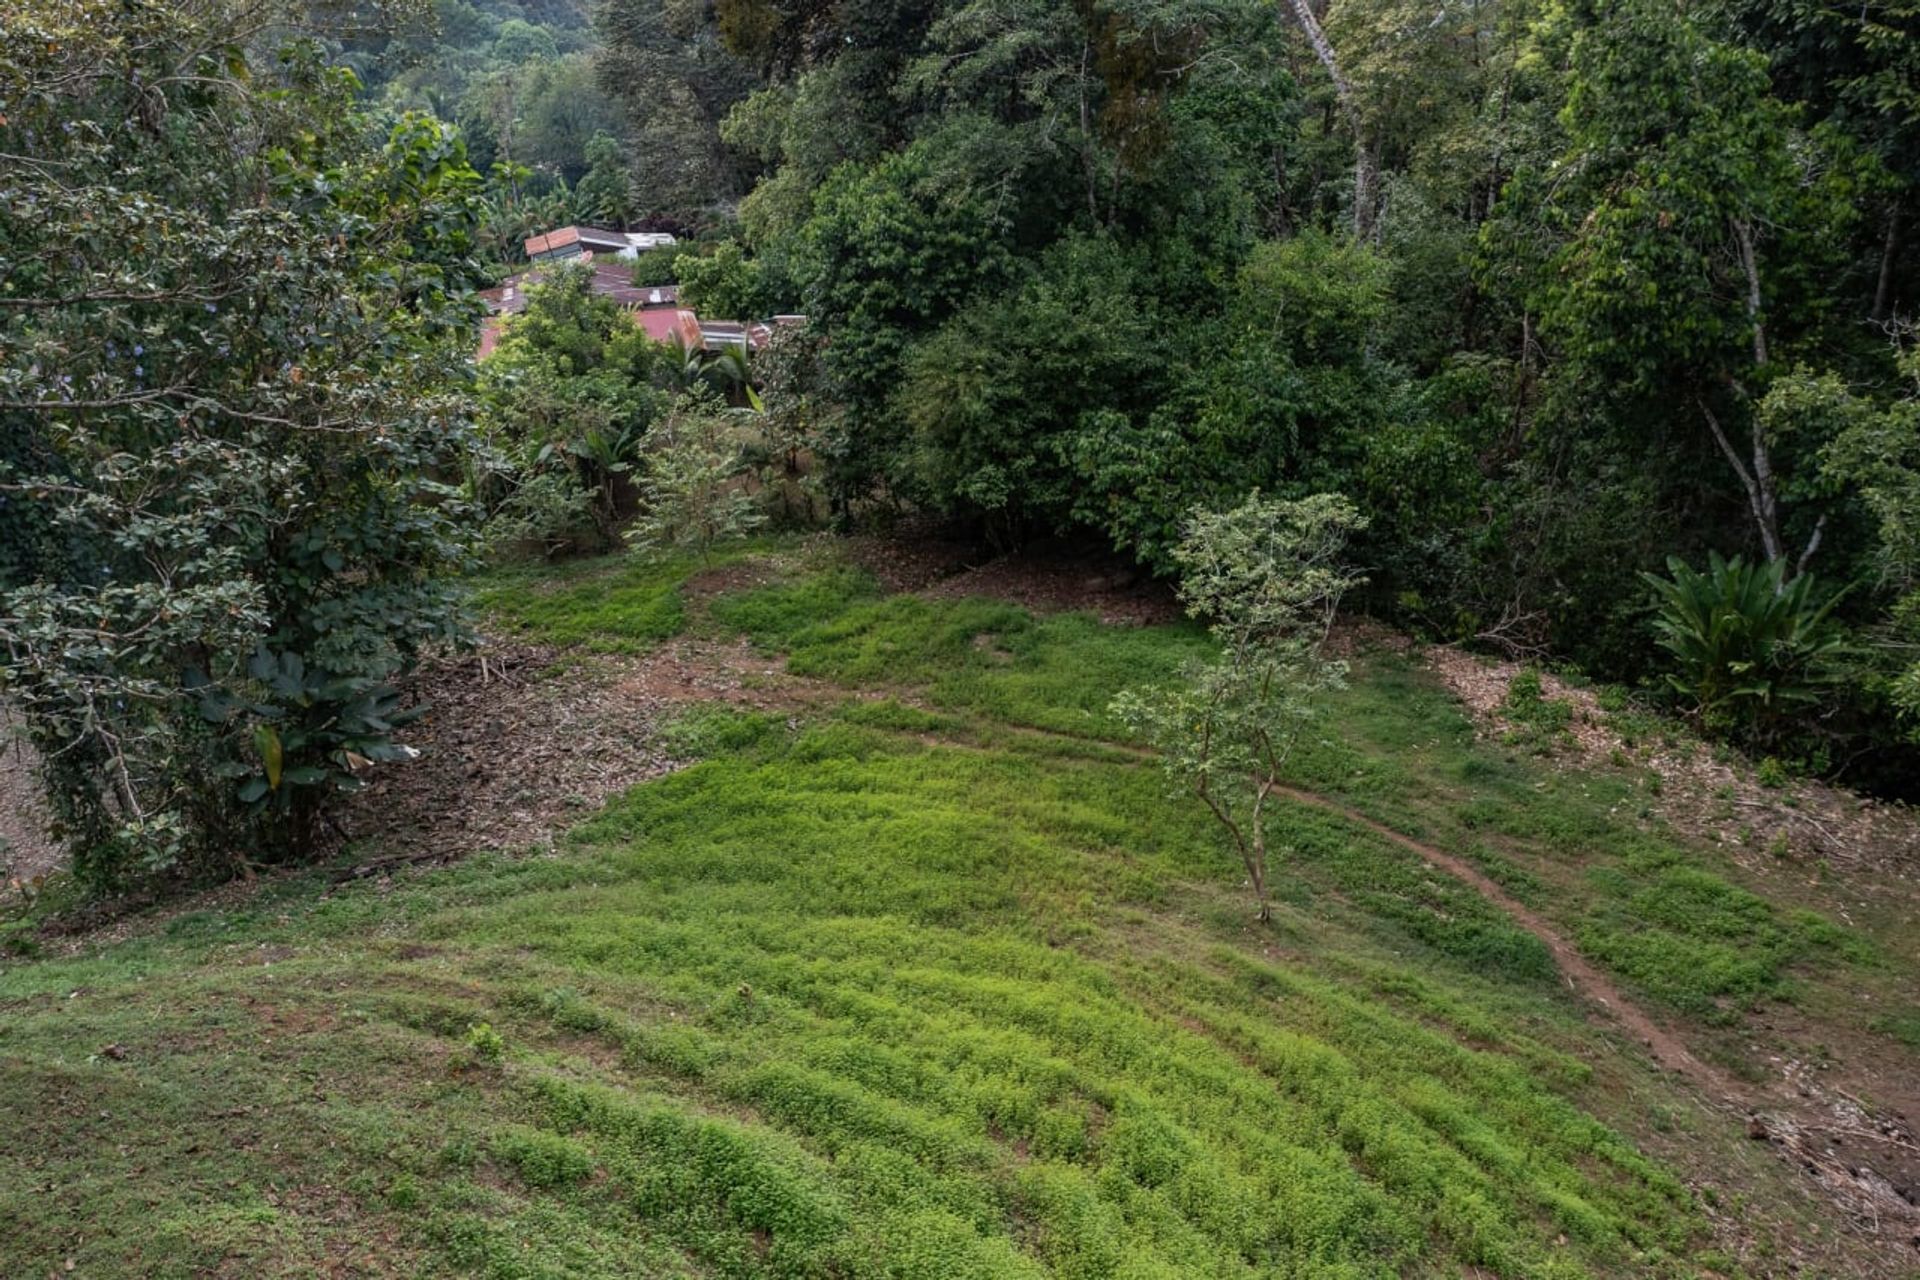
[593,0,1920,787]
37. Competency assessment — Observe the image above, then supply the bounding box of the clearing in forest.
[2,540,1916,1279]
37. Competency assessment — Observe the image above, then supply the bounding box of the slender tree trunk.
[1699,396,1782,566]
[1279,0,1375,241]
[1078,41,1100,224]
[1717,217,1795,570]
[1872,201,1902,324]
[1249,779,1273,921]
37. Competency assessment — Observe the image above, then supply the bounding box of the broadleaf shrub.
[0,7,486,886]
[1642,554,1849,749]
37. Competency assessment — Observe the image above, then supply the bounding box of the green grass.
[0,544,1903,1277]
[1869,1009,1920,1049]
[470,551,714,653]
[719,584,1213,738]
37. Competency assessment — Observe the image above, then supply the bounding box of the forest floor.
[2,535,1918,1279]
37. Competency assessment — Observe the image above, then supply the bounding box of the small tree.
[0,10,486,886]
[1113,493,1366,921]
[478,267,669,553]
[628,392,766,564]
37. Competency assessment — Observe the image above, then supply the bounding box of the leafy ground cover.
[2,543,1914,1277]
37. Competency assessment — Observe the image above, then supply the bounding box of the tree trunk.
[1872,201,1902,324]
[1279,0,1375,241]
[1718,217,1793,570]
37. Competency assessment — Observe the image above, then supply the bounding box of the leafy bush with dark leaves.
[0,4,486,886]
[1643,554,1849,748]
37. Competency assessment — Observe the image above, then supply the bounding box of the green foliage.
[747,323,835,525]
[0,4,486,885]
[789,142,1020,499]
[1114,494,1367,918]
[657,705,786,758]
[1576,866,1851,1020]
[676,240,765,319]
[627,393,768,564]
[573,131,636,227]
[898,237,1164,539]
[377,7,615,203]
[470,553,699,653]
[466,1021,507,1062]
[477,265,670,554]
[705,565,881,644]
[1642,554,1849,746]
[1773,341,1920,738]
[494,1127,594,1188]
[594,0,761,222]
[1870,1010,1920,1049]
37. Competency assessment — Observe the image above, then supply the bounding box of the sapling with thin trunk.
[627,390,766,566]
[1113,493,1365,921]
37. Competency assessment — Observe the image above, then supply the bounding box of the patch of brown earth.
[842,527,981,592]
[922,554,1182,626]
[333,642,680,875]
[845,531,1182,625]
[1424,645,1916,878]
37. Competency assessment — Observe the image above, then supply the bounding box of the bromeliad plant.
[1113,493,1366,920]
[1642,553,1850,747]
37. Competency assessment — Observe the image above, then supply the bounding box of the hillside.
[3,541,1916,1278]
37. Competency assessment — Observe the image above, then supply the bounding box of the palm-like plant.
[665,336,762,409]
[1642,553,1850,744]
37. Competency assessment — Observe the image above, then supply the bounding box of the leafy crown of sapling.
[1113,492,1367,920]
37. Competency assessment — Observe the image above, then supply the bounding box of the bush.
[627,393,767,564]
[476,266,672,555]
[465,1022,507,1063]
[0,18,486,886]
[1642,553,1849,750]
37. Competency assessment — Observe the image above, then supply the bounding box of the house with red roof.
[477,229,803,360]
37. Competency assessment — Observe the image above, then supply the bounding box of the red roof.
[636,308,683,343]
[475,260,802,360]
[522,226,581,258]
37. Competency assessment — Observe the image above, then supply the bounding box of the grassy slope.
[1,546,1909,1278]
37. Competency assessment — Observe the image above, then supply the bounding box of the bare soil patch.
[846,532,1182,625]
[334,628,842,875]
[333,642,679,872]
[1424,645,1917,878]
[842,527,981,592]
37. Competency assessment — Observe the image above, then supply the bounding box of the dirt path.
[1270,784,1731,1090]
[1262,781,1920,1252]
